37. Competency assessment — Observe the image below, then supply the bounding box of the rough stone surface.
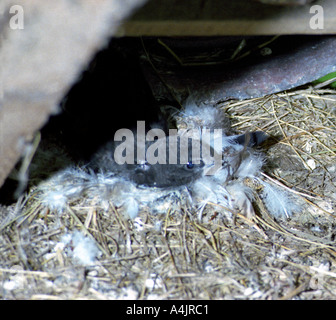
[0,0,146,188]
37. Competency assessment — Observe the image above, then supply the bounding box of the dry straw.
[1,87,336,299]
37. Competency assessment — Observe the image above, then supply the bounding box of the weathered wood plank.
[121,0,334,36]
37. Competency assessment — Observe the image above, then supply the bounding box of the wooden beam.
[120,0,335,36]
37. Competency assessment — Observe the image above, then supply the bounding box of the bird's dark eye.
[186,162,195,169]
[137,161,150,171]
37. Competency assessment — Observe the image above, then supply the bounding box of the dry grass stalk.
[1,87,336,299]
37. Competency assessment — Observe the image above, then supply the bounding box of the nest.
[1,87,336,300]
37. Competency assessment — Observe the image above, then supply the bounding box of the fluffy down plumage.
[259,179,299,219]
[33,98,299,221]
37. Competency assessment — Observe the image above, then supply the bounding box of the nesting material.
[58,231,101,266]
[1,88,336,300]
[34,97,297,221]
